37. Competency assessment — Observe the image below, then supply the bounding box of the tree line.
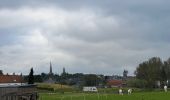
[134,57,170,88]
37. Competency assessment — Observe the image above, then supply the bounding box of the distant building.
[107,80,124,87]
[0,74,24,85]
[49,62,53,76]
[43,62,55,83]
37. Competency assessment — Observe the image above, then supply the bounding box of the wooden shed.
[0,84,38,100]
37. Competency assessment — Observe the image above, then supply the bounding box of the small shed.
[0,84,38,100]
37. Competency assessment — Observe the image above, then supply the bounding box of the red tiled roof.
[0,75,24,83]
[107,80,123,86]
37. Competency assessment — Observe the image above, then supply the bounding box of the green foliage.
[127,78,147,88]
[84,74,101,86]
[39,91,170,100]
[34,75,43,82]
[28,67,34,84]
[163,58,170,80]
[37,83,80,93]
[135,57,164,88]
[0,70,3,75]
[135,57,170,88]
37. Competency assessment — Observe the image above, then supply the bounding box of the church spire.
[49,61,53,75]
[63,67,66,74]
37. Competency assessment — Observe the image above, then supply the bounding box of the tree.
[163,58,170,80]
[135,57,163,88]
[127,78,147,88]
[34,75,43,82]
[0,70,3,75]
[84,74,101,86]
[28,68,34,84]
[160,64,167,82]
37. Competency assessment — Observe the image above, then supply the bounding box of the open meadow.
[37,83,170,100]
[39,92,170,100]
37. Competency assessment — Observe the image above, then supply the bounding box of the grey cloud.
[0,0,170,75]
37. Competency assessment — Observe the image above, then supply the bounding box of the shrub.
[127,78,147,88]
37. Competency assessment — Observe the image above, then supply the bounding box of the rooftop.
[0,75,24,83]
[0,84,36,88]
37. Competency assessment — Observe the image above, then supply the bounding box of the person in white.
[128,89,132,95]
[119,89,123,95]
[164,85,168,92]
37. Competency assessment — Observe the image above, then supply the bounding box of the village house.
[107,80,125,88]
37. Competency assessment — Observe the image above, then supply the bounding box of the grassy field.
[37,83,77,92]
[39,92,170,100]
[37,83,170,100]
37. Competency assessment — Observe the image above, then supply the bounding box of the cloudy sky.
[0,0,170,75]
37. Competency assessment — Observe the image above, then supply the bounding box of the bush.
[37,83,81,93]
[37,87,54,91]
[127,79,147,88]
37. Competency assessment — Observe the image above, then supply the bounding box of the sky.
[0,0,170,75]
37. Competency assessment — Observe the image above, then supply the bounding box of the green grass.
[39,91,170,100]
[37,83,79,92]
[37,83,72,89]
[37,83,170,100]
